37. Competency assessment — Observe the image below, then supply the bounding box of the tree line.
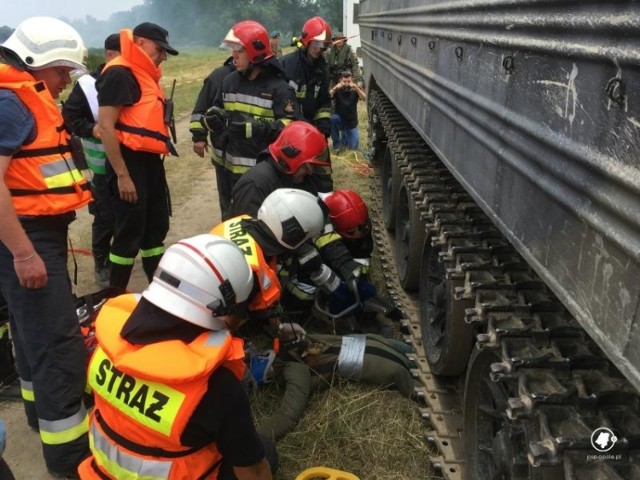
[1,0,343,49]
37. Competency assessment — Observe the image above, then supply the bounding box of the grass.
[69,49,432,480]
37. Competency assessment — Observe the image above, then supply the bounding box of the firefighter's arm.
[190,75,217,143]
[233,457,273,480]
[97,105,137,203]
[315,231,361,283]
[0,155,47,288]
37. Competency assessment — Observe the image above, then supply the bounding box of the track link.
[367,88,640,480]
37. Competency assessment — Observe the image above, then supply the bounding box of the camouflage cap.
[332,31,347,40]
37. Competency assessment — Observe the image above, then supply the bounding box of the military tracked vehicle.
[355,0,640,478]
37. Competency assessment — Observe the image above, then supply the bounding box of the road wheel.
[464,347,545,480]
[419,238,474,375]
[381,144,400,231]
[395,180,425,290]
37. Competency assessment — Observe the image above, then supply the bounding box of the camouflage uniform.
[325,35,363,87]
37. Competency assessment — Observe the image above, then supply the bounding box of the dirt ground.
[0,114,221,478]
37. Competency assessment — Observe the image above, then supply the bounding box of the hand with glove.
[278,322,306,344]
[227,116,269,139]
[201,106,228,133]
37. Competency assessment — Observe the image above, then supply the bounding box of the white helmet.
[1,17,87,71]
[142,234,253,331]
[257,189,325,250]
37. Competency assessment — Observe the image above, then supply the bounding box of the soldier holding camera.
[329,71,366,152]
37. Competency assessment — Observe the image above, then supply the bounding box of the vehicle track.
[367,88,640,480]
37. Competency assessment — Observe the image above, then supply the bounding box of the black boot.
[142,255,162,283]
[93,255,110,289]
[109,263,134,290]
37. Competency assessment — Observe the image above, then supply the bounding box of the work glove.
[278,322,306,344]
[201,106,227,133]
[227,117,268,139]
[296,243,323,276]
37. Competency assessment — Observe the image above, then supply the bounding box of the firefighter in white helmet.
[0,16,92,476]
[79,234,276,479]
[212,188,326,341]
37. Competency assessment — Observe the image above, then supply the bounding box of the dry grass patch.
[254,382,432,480]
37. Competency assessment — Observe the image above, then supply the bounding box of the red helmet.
[300,16,332,49]
[222,20,274,64]
[324,190,371,239]
[268,122,330,174]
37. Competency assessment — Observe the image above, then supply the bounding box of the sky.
[2,0,144,28]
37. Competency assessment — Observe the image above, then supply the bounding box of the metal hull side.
[358,0,640,389]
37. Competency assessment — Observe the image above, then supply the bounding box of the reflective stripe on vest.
[41,158,85,188]
[224,152,256,173]
[39,406,88,445]
[314,107,332,121]
[80,137,106,174]
[222,92,275,119]
[211,147,224,166]
[315,231,342,249]
[90,421,171,480]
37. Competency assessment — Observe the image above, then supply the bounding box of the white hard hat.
[1,16,87,71]
[142,234,253,330]
[257,188,325,250]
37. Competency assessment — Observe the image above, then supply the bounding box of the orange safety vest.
[78,294,246,479]
[0,64,92,215]
[101,30,173,155]
[211,216,281,311]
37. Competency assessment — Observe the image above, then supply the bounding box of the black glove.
[201,106,227,133]
[296,243,323,276]
[227,117,268,139]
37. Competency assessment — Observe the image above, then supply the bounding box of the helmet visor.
[309,40,330,50]
[221,40,245,52]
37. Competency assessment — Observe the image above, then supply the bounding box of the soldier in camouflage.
[325,32,363,88]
